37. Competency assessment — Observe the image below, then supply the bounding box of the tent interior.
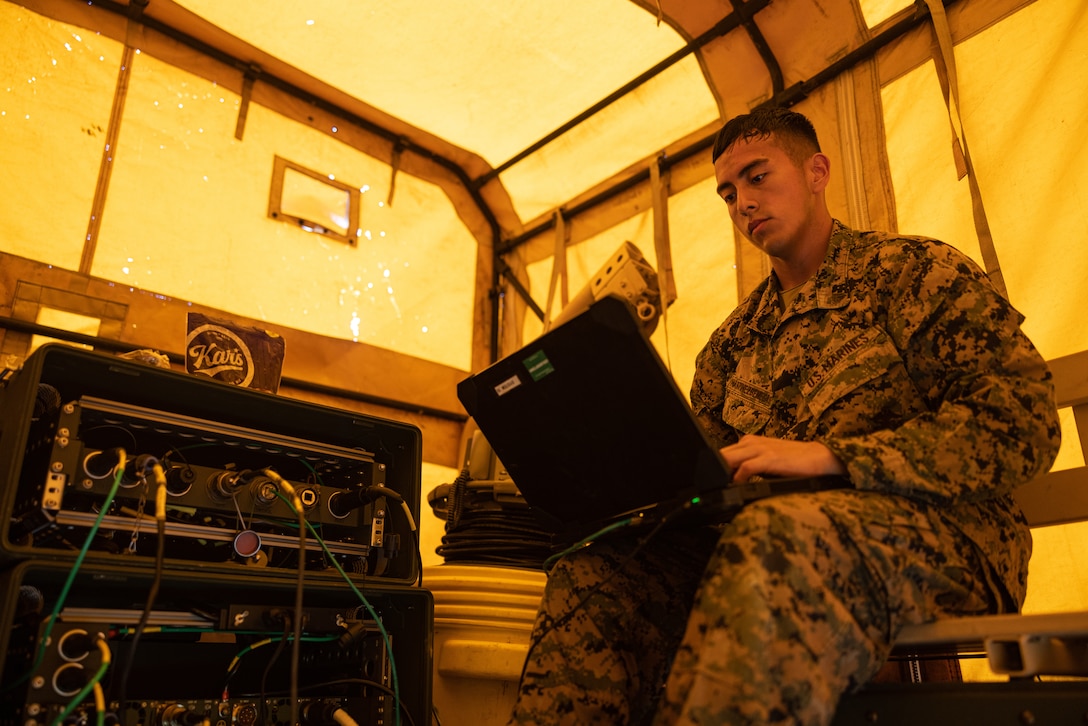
[1,0,1086,697]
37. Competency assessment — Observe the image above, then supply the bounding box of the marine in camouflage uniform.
[507,109,1061,726]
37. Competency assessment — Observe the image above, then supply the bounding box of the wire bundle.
[6,452,410,726]
[428,474,559,568]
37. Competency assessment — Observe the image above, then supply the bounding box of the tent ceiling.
[8,0,1037,263]
[5,0,1052,374]
[175,0,694,167]
[138,0,918,235]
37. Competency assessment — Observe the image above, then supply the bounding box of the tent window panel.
[91,53,475,370]
[0,3,121,270]
[32,307,100,354]
[268,156,360,244]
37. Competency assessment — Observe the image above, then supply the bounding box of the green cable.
[542,516,637,571]
[2,454,127,696]
[273,490,402,726]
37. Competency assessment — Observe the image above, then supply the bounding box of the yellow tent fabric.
[2,0,1086,674]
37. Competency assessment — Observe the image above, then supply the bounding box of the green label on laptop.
[523,350,554,381]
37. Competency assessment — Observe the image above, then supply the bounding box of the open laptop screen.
[457,295,733,530]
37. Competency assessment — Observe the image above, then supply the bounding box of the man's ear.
[809,152,831,192]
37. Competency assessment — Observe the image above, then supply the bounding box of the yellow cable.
[93,682,105,726]
[227,638,273,674]
[96,635,112,665]
[152,463,168,520]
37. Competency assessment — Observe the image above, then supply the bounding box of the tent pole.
[497,1,936,256]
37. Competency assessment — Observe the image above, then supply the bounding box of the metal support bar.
[476,3,772,186]
[727,0,784,95]
[496,259,546,322]
[833,681,1088,725]
[498,1,936,255]
[80,0,506,361]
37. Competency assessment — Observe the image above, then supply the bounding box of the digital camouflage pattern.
[507,222,1061,725]
[692,221,1060,606]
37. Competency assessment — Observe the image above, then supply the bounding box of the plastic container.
[425,564,547,726]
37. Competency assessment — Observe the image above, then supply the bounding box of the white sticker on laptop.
[494,375,523,396]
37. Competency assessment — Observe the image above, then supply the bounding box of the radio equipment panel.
[0,560,433,726]
[0,344,423,584]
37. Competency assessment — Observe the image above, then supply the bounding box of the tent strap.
[387,138,407,207]
[923,0,1007,299]
[234,63,260,141]
[542,210,569,330]
[650,153,678,310]
[80,0,147,275]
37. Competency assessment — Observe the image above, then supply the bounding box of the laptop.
[456,295,843,542]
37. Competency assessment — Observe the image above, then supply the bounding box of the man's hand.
[721,434,847,483]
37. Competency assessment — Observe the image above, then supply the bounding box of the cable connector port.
[158,703,208,726]
[208,469,255,500]
[371,507,386,548]
[263,607,308,630]
[231,704,258,726]
[264,607,291,628]
[165,465,196,496]
[123,454,159,486]
[300,701,341,726]
[299,487,319,509]
[250,476,279,507]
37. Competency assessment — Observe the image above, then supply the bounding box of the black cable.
[431,478,560,568]
[112,462,167,709]
[292,503,305,726]
[410,527,424,588]
[436,509,557,568]
[392,494,422,587]
[271,486,403,726]
[444,468,471,531]
[262,468,306,726]
[258,619,293,726]
[221,634,339,697]
[264,678,418,726]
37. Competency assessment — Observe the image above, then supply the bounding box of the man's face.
[713,134,820,260]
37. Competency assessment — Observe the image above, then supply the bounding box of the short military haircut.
[711,106,822,166]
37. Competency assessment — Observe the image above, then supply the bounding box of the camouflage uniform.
[508,221,1061,725]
